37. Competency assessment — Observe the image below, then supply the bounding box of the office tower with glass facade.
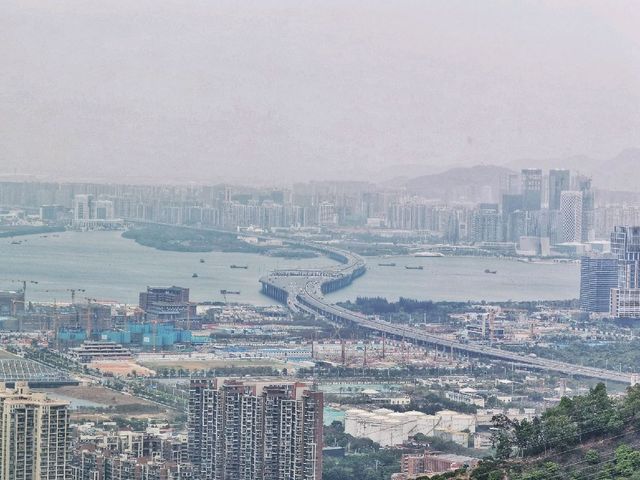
[548,169,571,211]
[521,168,543,211]
[610,226,640,317]
[580,254,619,313]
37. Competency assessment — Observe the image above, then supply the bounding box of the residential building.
[318,202,337,226]
[71,424,193,480]
[0,382,70,480]
[72,194,120,229]
[471,203,502,243]
[188,378,323,480]
[73,194,94,223]
[392,452,479,479]
[611,289,640,318]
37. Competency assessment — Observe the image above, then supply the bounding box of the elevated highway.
[260,245,635,385]
[124,221,635,384]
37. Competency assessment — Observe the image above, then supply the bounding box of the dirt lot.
[90,361,155,377]
[41,385,174,421]
[140,358,284,371]
[47,385,153,406]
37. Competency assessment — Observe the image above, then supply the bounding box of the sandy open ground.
[46,385,155,406]
[139,357,284,371]
[90,361,156,377]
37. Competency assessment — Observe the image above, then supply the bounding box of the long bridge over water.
[126,220,635,385]
[260,244,636,385]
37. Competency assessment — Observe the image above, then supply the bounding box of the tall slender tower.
[0,382,71,480]
[548,169,571,211]
[559,191,583,243]
[521,168,543,211]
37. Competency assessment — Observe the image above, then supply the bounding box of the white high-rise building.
[72,194,94,223]
[72,194,119,229]
[0,382,70,480]
[559,191,583,243]
[317,202,337,226]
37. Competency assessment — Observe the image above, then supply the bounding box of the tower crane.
[1,279,38,305]
[14,279,38,298]
[84,297,118,339]
[67,288,86,305]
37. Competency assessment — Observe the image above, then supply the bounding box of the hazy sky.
[1,0,639,184]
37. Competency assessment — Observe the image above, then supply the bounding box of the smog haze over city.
[2,0,640,186]
[3,2,640,480]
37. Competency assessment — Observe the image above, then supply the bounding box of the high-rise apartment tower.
[188,378,323,480]
[0,382,71,480]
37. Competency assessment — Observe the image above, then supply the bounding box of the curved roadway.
[126,221,634,385]
[260,244,635,385]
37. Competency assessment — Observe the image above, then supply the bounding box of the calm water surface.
[326,254,579,303]
[0,231,579,304]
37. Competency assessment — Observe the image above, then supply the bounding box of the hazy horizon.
[2,0,639,185]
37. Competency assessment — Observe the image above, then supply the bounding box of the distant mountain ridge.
[382,148,640,194]
[506,147,640,191]
[398,165,515,201]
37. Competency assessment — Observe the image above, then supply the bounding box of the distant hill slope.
[505,154,598,175]
[399,165,515,201]
[385,147,640,197]
[506,148,640,192]
[597,148,640,192]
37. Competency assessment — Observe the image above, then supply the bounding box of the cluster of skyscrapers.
[470,168,595,246]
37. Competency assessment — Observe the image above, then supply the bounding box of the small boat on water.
[10,240,21,245]
[378,263,397,267]
[413,251,445,258]
[200,259,205,263]
[484,269,497,274]
[220,289,240,295]
[230,265,248,269]
[192,273,199,278]
[405,266,424,270]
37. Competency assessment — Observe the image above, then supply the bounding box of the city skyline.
[3,2,640,479]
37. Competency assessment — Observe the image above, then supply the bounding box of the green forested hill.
[435,383,640,480]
